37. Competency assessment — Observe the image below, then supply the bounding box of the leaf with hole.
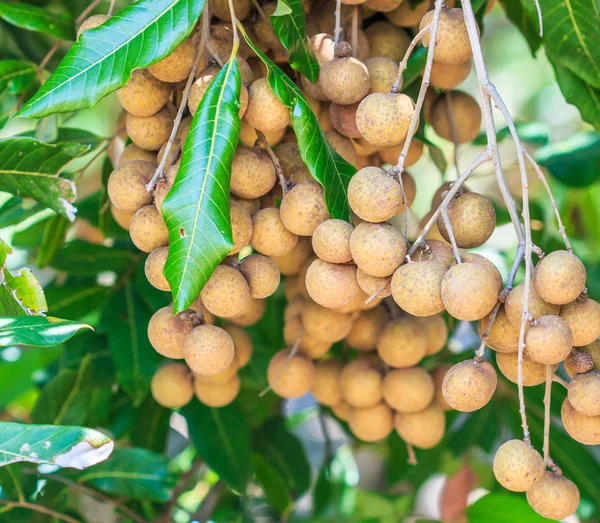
[4,267,47,314]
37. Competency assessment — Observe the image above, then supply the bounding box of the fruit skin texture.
[108,160,155,213]
[230,146,276,199]
[119,144,157,165]
[311,360,343,406]
[534,250,586,305]
[492,439,544,492]
[147,306,193,359]
[151,364,194,408]
[346,305,388,351]
[130,205,169,253]
[126,103,175,151]
[272,236,313,276]
[223,324,253,368]
[420,8,472,65]
[525,315,573,364]
[438,192,495,248]
[391,260,446,317]
[429,60,472,90]
[364,21,410,62]
[305,258,359,309]
[239,254,280,299]
[526,472,580,521]
[496,352,557,386]
[394,403,446,449]
[312,219,353,263]
[118,69,172,117]
[356,93,415,147]
[280,182,331,236]
[568,371,600,416]
[357,268,392,298]
[200,265,251,318]
[431,365,452,411]
[385,0,430,27]
[245,78,291,132]
[561,398,600,444]
[145,247,170,291]
[365,57,398,93]
[302,302,354,342]
[504,283,559,328]
[184,324,235,376]
[329,102,362,138]
[442,360,497,412]
[348,167,402,222]
[339,359,383,408]
[350,222,406,278]
[267,349,315,399]
[479,307,519,353]
[194,375,241,407]
[383,367,435,413]
[564,349,595,378]
[560,298,600,346]
[349,402,394,442]
[420,314,448,355]
[326,130,357,165]
[377,316,428,368]
[149,39,196,82]
[229,200,253,255]
[319,57,370,105]
[431,90,481,144]
[251,208,299,257]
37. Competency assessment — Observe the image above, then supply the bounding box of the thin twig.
[365,278,391,304]
[444,91,461,175]
[506,243,525,292]
[440,206,461,263]
[205,42,225,67]
[391,25,430,93]
[37,42,61,83]
[351,6,358,59]
[75,0,104,25]
[249,0,268,21]
[107,0,118,16]
[542,364,552,466]
[552,374,569,388]
[255,130,290,195]
[0,500,81,523]
[406,443,417,465]
[318,409,334,464]
[333,0,342,47]
[260,328,304,396]
[475,301,502,360]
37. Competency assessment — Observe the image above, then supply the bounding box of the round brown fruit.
[429,60,472,90]
[348,167,402,222]
[564,349,595,378]
[385,0,430,27]
[244,78,291,133]
[107,160,155,213]
[311,360,343,406]
[411,239,454,269]
[200,265,251,318]
[561,398,600,445]
[350,222,406,278]
[194,375,241,407]
[478,307,519,353]
[431,365,452,411]
[391,260,446,317]
[326,130,358,165]
[568,371,600,417]
[442,359,497,412]
[339,359,383,408]
[239,254,280,299]
[383,367,435,413]
[526,471,580,520]
[496,352,557,386]
[119,144,157,165]
[419,314,448,355]
[525,315,573,364]
[430,90,482,144]
[377,316,428,368]
[534,250,586,305]
[504,283,559,328]
[272,236,313,276]
[346,305,388,351]
[118,69,172,117]
[305,258,359,309]
[302,302,354,342]
[364,21,410,62]
[420,8,472,65]
[492,439,544,492]
[312,219,353,264]
[149,39,196,82]
[230,146,276,199]
[356,93,415,148]
[560,298,600,347]
[330,102,362,139]
[251,207,299,257]
[394,403,446,449]
[151,363,193,408]
[378,140,424,168]
[145,247,170,291]
[365,57,398,94]
[349,402,394,442]
[130,205,169,253]
[319,56,370,105]
[223,324,253,368]
[184,324,235,376]
[77,14,109,37]
[267,349,315,398]
[280,181,331,236]
[356,268,392,298]
[126,103,175,151]
[437,192,495,248]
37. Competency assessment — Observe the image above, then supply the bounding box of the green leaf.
[403,46,427,89]
[0,421,113,469]
[240,26,355,221]
[0,198,43,228]
[499,0,541,54]
[130,396,170,453]
[17,0,204,119]
[182,400,252,491]
[75,448,175,502]
[0,91,19,128]
[0,238,12,270]
[468,493,552,522]
[163,58,240,313]
[270,0,319,83]
[0,2,74,40]
[0,137,89,220]
[36,215,69,268]
[44,281,109,321]
[4,268,48,314]
[0,287,28,317]
[50,240,136,276]
[253,454,293,515]
[0,60,37,94]
[20,128,107,153]
[0,316,91,347]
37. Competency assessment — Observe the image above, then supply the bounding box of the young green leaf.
[163,58,241,313]
[0,316,91,347]
[0,2,74,40]
[0,137,89,220]
[0,60,37,94]
[0,238,11,270]
[468,493,552,522]
[0,421,113,469]
[270,0,319,83]
[4,267,48,314]
[240,27,355,221]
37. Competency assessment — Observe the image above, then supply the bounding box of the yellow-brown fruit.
[356,268,392,298]
[339,359,383,407]
[478,307,519,353]
[534,250,586,305]
[348,167,402,222]
[458,252,503,291]
[332,401,351,421]
[526,471,580,521]
[333,287,380,313]
[130,205,169,253]
[145,247,170,291]
[229,201,253,255]
[364,21,410,62]
[442,360,497,412]
[356,93,415,148]
[496,352,557,386]
[233,197,260,216]
[229,298,266,326]
[311,360,343,406]
[561,398,600,445]
[222,324,253,368]
[329,102,361,139]
[230,146,276,199]
[310,33,336,67]
[525,315,573,364]
[437,192,495,248]
[184,324,235,376]
[151,364,194,408]
[245,78,291,132]
[239,254,281,299]
[568,371,600,417]
[107,160,155,212]
[118,69,172,117]
[300,75,329,102]
[365,0,400,11]
[420,8,472,65]
[411,239,454,269]
[560,298,600,347]
[430,90,482,144]
[77,14,109,37]
[210,0,251,21]
[148,306,193,359]
[346,305,388,351]
[126,103,175,151]
[394,403,446,449]
[383,367,435,413]
[442,263,499,321]
[365,57,398,93]
[431,182,470,210]
[305,258,359,309]
[157,139,181,168]
[267,349,315,398]
[431,365,452,410]
[302,302,354,342]
[149,39,196,82]
[274,142,308,182]
[239,120,286,148]
[350,222,406,278]
[189,69,249,117]
[419,314,448,355]
[385,0,431,27]
[492,439,544,492]
[504,283,559,328]
[272,236,313,276]
[119,143,157,165]
[254,2,281,48]
[194,374,240,407]
[312,219,353,263]
[564,349,595,378]
[319,56,370,105]
[111,205,134,230]
[391,260,446,317]
[429,60,472,90]
[379,140,424,168]
[377,316,428,368]
[326,130,358,165]
[280,181,331,236]
[200,265,252,318]
[251,207,299,257]
[349,402,394,442]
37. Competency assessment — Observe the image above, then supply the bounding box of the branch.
[75,0,104,25]
[444,91,461,175]
[158,459,205,523]
[190,481,225,522]
[440,206,462,263]
[255,130,290,195]
[391,24,430,93]
[552,374,569,388]
[333,0,343,48]
[543,364,552,466]
[107,0,118,16]
[0,500,81,523]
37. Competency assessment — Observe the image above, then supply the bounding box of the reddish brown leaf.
[440,462,478,523]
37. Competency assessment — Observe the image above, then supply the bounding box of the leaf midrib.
[562,0,600,78]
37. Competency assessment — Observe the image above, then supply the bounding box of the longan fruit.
[394,403,446,449]
[478,307,519,353]
[391,260,446,317]
[126,103,175,151]
[309,33,336,67]
[251,208,299,257]
[151,364,194,408]
[326,130,358,165]
[365,57,398,94]
[119,143,157,165]
[437,192,495,248]
[274,142,308,181]
[379,140,424,168]
[564,349,596,378]
[340,359,383,408]
[319,56,370,106]
[118,69,172,117]
[145,247,170,291]
[332,401,351,421]
[430,91,482,144]
[534,250,586,305]
[108,160,155,212]
[431,365,452,410]
[504,283,559,328]
[568,371,600,417]
[149,39,196,82]
[305,258,359,309]
[272,236,313,276]
[377,316,428,368]
[526,471,580,521]
[189,68,249,117]
[156,139,181,168]
[302,302,354,342]
[210,0,251,21]
[229,298,266,326]
[350,222,406,278]
[525,315,573,365]
[356,268,392,298]
[329,102,361,139]
[560,298,600,346]
[77,14,109,37]
[364,21,410,62]
[239,120,286,148]
[459,252,503,291]
[352,137,379,157]
[442,263,499,321]
[411,239,454,269]
[233,197,260,217]
[442,360,497,412]
[194,375,241,407]
[355,93,415,148]
[346,305,388,351]
[349,402,394,442]
[383,367,435,413]
[385,0,431,27]
[496,352,557,386]
[561,398,600,445]
[419,314,448,355]
[222,324,253,368]
[280,181,331,236]
[312,219,353,263]
[429,60,472,90]
[420,211,447,243]
[348,167,402,222]
[311,360,343,406]
[420,8,472,65]
[239,254,280,299]
[267,349,315,398]
[492,439,544,492]
[148,306,193,359]
[245,78,291,133]
[184,324,235,376]
[200,265,251,318]
[333,287,380,313]
[229,201,252,255]
[300,75,329,102]
[111,205,134,230]
[365,0,401,11]
[130,205,169,253]
[230,146,276,199]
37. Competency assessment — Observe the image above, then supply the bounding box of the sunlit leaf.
[0,316,91,347]
[468,493,551,522]
[4,267,48,314]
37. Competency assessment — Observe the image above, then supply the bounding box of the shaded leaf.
[36,214,69,267]
[0,91,19,128]
[130,396,171,453]
[60,330,114,386]
[20,128,107,153]
[0,286,28,317]
[51,240,136,276]
[163,58,240,313]
[253,454,293,515]
[4,268,47,314]
[0,316,91,347]
[0,197,43,228]
[468,492,552,522]
[0,60,37,94]
[17,0,204,118]
[403,46,427,89]
[45,281,109,321]
[0,2,74,40]
[499,0,541,55]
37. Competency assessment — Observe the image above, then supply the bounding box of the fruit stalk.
[390,24,431,94]
[543,364,552,466]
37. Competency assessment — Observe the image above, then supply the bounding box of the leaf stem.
[440,206,462,264]
[255,130,290,195]
[543,364,552,466]
[333,0,342,47]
